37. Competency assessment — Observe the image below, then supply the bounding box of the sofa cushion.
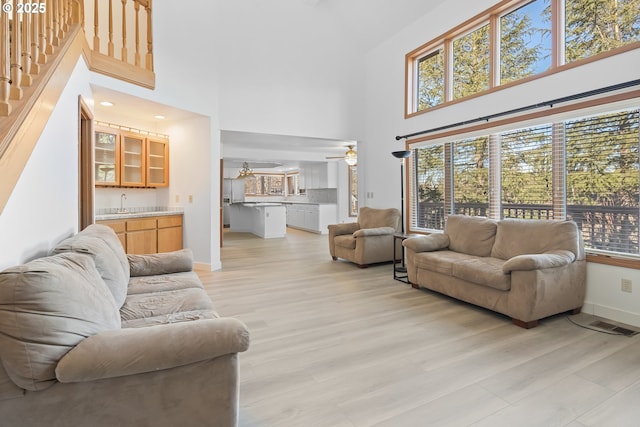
[491,219,580,260]
[445,215,498,257]
[358,207,400,230]
[53,224,130,308]
[120,287,216,326]
[334,234,356,250]
[414,250,473,275]
[128,249,194,277]
[0,253,121,391]
[127,271,205,295]
[451,257,511,291]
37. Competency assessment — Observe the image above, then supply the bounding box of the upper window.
[416,48,445,111]
[406,0,640,115]
[565,0,640,63]
[453,24,490,99]
[500,0,552,85]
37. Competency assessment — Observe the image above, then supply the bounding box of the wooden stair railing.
[0,0,155,215]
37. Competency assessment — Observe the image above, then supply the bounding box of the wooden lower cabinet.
[97,214,183,254]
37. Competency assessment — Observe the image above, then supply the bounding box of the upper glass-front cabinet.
[146,138,169,187]
[95,129,120,186]
[120,132,146,187]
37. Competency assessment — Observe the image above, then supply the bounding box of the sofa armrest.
[402,234,450,252]
[55,318,250,383]
[128,248,193,276]
[328,222,360,236]
[352,226,396,238]
[502,250,576,273]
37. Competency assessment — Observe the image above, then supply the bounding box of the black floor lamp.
[391,150,411,234]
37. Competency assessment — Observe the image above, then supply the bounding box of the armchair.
[328,207,401,268]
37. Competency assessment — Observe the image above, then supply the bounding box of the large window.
[409,106,640,257]
[406,0,640,115]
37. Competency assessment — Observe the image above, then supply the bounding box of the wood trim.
[0,24,86,215]
[90,50,155,89]
[78,95,94,230]
[404,0,640,119]
[407,89,640,145]
[586,254,640,270]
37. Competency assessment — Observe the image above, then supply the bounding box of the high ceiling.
[92,0,447,170]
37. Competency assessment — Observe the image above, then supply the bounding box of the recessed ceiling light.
[99,101,114,107]
[154,115,166,120]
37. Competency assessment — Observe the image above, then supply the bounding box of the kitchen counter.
[229,203,286,239]
[95,210,184,221]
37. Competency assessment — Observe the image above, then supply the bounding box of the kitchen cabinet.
[120,132,146,187]
[299,163,337,190]
[95,127,170,188]
[94,129,120,186]
[97,214,183,254]
[285,203,336,234]
[146,138,169,187]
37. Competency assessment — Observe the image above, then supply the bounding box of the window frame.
[405,0,640,117]
[406,90,640,267]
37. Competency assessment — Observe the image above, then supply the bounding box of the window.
[409,105,640,257]
[244,175,284,195]
[565,109,640,253]
[453,24,490,99]
[565,0,640,63]
[405,0,640,116]
[501,124,553,218]
[453,137,489,215]
[349,165,358,217]
[411,144,445,230]
[500,0,552,85]
[417,48,445,111]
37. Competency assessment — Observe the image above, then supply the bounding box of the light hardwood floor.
[198,228,640,427]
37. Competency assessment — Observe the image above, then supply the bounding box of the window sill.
[586,254,640,270]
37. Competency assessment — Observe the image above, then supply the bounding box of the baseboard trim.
[582,302,640,328]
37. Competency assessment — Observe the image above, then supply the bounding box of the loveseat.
[0,224,250,427]
[328,207,401,268]
[402,215,586,328]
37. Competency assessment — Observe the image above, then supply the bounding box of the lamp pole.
[391,150,411,234]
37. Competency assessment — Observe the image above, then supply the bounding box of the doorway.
[78,96,94,230]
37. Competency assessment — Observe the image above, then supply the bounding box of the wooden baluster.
[20,8,32,86]
[38,8,49,61]
[108,0,114,57]
[121,0,127,62]
[62,0,69,33]
[134,1,140,66]
[57,0,65,39]
[10,9,23,100]
[51,0,59,46]
[93,0,100,51]
[0,11,11,116]
[30,13,40,74]
[145,1,153,71]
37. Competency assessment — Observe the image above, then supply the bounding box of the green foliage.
[565,0,640,62]
[453,24,490,99]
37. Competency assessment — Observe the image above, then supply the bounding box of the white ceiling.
[92,0,447,170]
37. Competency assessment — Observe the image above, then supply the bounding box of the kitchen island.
[229,203,286,238]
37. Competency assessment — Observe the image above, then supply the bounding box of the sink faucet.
[120,193,127,213]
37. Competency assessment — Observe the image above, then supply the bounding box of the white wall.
[213,0,364,141]
[0,59,93,269]
[362,0,640,326]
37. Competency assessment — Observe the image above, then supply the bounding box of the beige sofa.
[0,224,250,427]
[403,215,586,328]
[328,207,401,268]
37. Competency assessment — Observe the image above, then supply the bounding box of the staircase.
[0,0,155,214]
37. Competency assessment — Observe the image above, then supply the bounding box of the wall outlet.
[621,278,632,293]
[188,195,193,203]
[175,195,180,203]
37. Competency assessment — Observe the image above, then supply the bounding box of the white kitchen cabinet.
[300,163,336,190]
[286,203,336,234]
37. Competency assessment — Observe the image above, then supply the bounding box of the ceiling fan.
[326,145,357,166]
